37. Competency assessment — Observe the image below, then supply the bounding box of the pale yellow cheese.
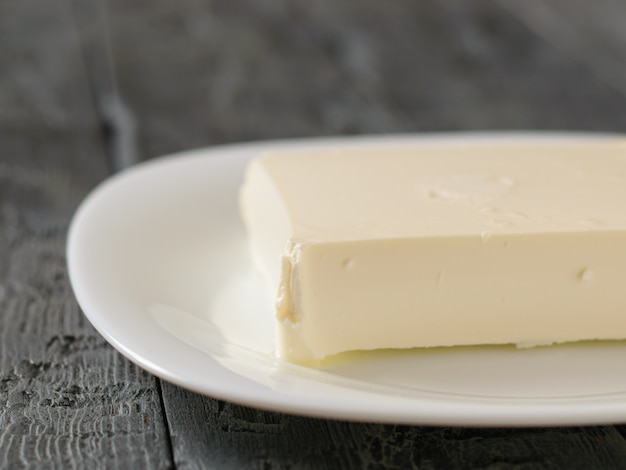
[239,140,626,364]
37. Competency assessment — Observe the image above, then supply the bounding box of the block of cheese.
[239,139,626,364]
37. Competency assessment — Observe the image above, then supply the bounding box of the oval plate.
[67,133,626,426]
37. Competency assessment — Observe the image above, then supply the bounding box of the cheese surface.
[239,140,626,364]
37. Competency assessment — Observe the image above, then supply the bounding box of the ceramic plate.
[67,133,626,426]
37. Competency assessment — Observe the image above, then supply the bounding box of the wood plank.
[99,0,626,467]
[496,0,626,98]
[0,2,96,131]
[162,383,626,469]
[104,0,626,161]
[0,1,172,467]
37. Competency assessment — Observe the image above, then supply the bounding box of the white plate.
[67,133,626,426]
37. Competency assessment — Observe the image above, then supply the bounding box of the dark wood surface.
[2,1,626,468]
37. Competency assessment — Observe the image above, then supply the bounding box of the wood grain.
[162,384,626,470]
[0,1,172,467]
[103,0,626,160]
[497,0,626,98]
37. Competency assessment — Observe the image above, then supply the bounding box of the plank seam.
[156,378,176,469]
[68,0,139,172]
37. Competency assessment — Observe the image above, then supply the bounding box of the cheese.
[239,140,626,364]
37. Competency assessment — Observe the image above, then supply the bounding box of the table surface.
[3,1,626,468]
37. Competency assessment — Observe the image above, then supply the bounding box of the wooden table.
[3,1,626,468]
